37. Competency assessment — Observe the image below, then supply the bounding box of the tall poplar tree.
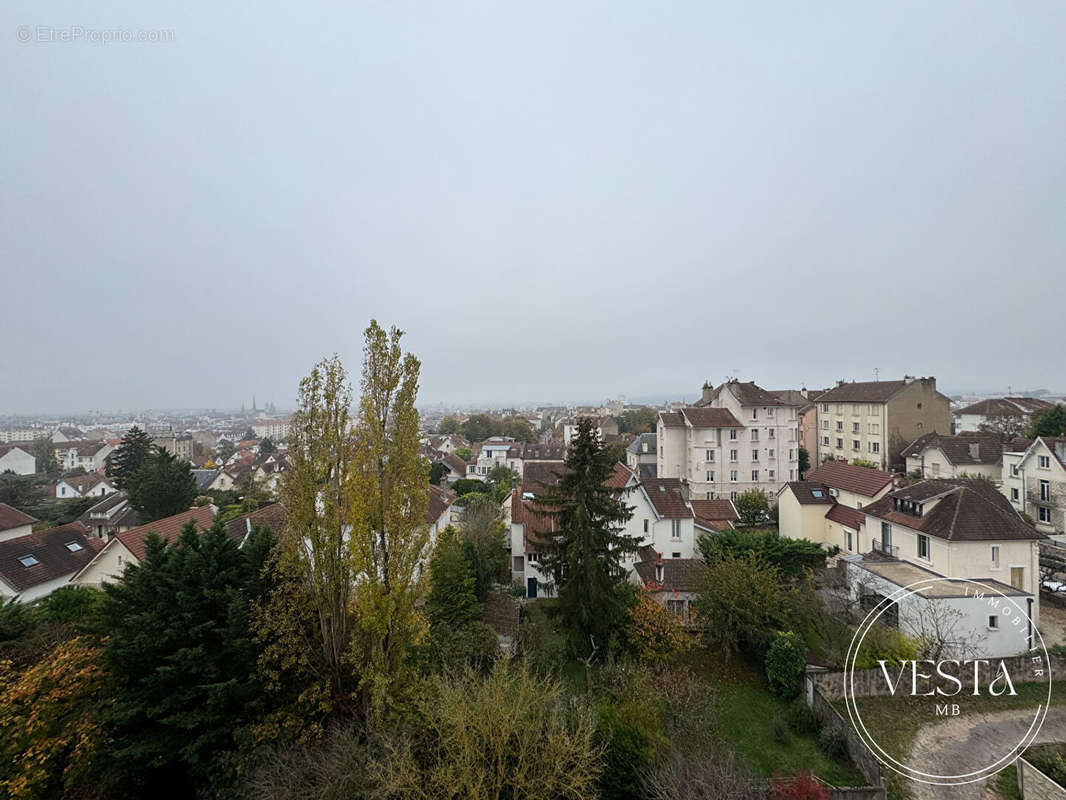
[537,417,637,660]
[273,354,358,704]
[348,320,429,720]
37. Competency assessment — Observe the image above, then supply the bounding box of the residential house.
[191,469,220,493]
[813,377,950,469]
[55,474,116,499]
[904,432,1007,481]
[861,478,1044,629]
[72,505,216,587]
[0,503,37,543]
[507,462,720,602]
[626,433,657,471]
[1002,437,1066,539]
[778,462,894,555]
[630,546,702,622]
[423,434,469,456]
[0,444,35,475]
[54,440,114,473]
[0,522,103,603]
[467,440,567,480]
[657,379,801,502]
[954,397,1054,435]
[561,416,618,446]
[79,492,140,539]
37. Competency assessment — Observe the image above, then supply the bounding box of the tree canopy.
[1027,404,1066,438]
[106,426,154,490]
[127,449,198,522]
[537,417,637,660]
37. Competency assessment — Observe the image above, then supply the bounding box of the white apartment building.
[54,440,114,473]
[657,380,800,501]
[1002,437,1066,540]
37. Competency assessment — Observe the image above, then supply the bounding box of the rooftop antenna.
[874,367,880,382]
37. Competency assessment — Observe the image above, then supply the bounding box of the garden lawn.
[690,652,866,787]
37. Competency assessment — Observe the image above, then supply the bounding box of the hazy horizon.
[4,1,1064,414]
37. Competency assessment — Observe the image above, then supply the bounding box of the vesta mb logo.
[878,659,1018,698]
[843,577,1052,787]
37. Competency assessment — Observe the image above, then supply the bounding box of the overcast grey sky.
[2,1,1064,413]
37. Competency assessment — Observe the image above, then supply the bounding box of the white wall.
[0,448,36,475]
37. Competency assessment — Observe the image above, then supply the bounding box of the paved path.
[905,706,1066,800]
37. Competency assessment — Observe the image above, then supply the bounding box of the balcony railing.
[871,538,899,558]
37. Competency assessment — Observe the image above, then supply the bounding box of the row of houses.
[778,460,1045,657]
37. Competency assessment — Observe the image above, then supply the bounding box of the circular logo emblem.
[843,576,1051,786]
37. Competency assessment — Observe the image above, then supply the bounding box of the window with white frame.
[671,519,681,539]
[730,429,738,440]
[1011,488,1020,501]
[991,545,1000,568]
[752,450,759,462]
[706,450,715,462]
[768,448,775,458]
[1041,480,1051,501]
[706,470,714,482]
[730,470,738,482]
[1039,455,1051,469]
[751,469,759,481]
[1040,507,1052,522]
[730,449,738,462]
[768,469,775,480]
[751,430,759,442]
[822,420,829,429]
[823,436,830,446]
[917,534,929,560]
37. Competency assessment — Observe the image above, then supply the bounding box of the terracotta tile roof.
[825,504,866,530]
[784,481,835,505]
[509,489,558,550]
[425,485,451,525]
[690,499,739,527]
[681,407,744,429]
[115,506,215,561]
[641,477,693,519]
[956,397,1054,416]
[813,380,908,403]
[658,412,685,428]
[0,503,37,532]
[724,380,792,407]
[521,443,567,460]
[770,389,814,411]
[633,555,702,593]
[0,522,102,593]
[904,432,1006,466]
[223,503,288,543]
[605,462,635,490]
[521,461,569,490]
[442,453,467,476]
[804,461,893,498]
[864,479,1043,542]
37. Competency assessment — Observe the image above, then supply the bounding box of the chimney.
[655,552,664,585]
[904,375,916,384]
[679,479,691,503]
[701,382,714,405]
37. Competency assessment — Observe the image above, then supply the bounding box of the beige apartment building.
[657,380,801,501]
[814,377,950,470]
